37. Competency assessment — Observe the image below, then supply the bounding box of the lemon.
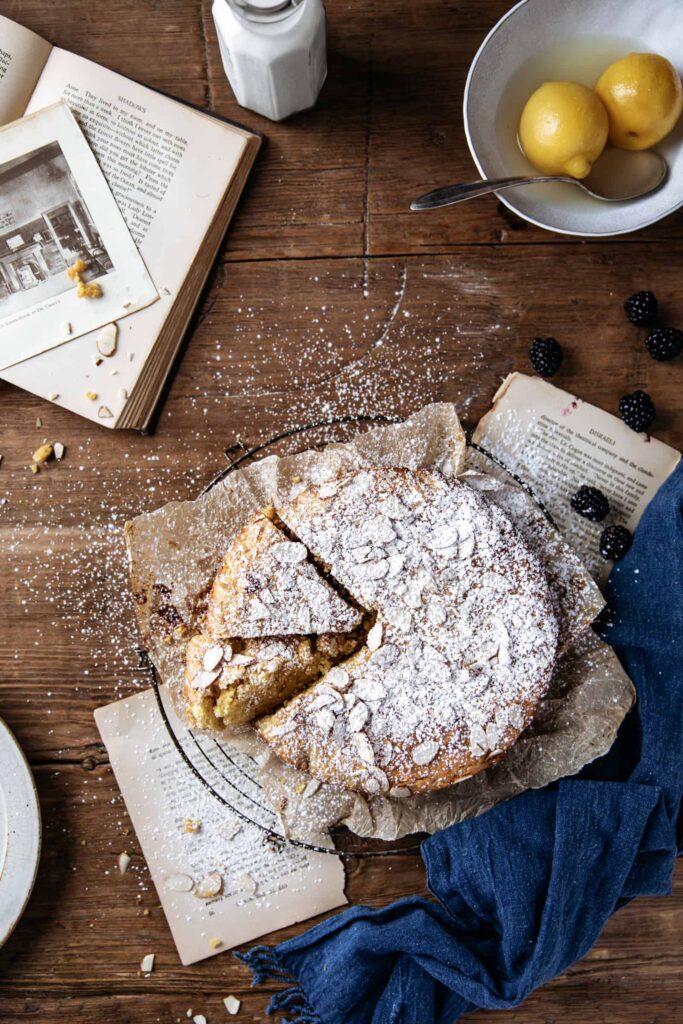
[596,52,683,150]
[519,81,609,179]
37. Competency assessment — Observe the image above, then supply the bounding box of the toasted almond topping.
[411,739,440,766]
[140,953,155,973]
[203,645,224,672]
[238,872,257,897]
[165,873,194,893]
[366,620,383,651]
[191,668,221,690]
[194,871,222,899]
[96,322,118,357]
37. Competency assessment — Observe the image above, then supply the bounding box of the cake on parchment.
[256,467,560,796]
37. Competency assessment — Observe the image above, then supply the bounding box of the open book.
[0,15,260,430]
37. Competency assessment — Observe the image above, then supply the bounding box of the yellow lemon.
[519,81,609,179]
[595,52,683,150]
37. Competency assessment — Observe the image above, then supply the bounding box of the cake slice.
[204,512,362,639]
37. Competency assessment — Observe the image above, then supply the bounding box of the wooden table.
[1,2,681,1022]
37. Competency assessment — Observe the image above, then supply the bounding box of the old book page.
[0,15,51,126]
[473,373,680,582]
[0,102,158,371]
[2,45,252,425]
[95,687,347,966]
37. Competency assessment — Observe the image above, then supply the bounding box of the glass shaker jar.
[212,0,327,122]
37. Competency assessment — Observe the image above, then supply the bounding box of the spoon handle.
[411,174,572,210]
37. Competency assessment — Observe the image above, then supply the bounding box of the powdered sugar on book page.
[95,686,347,966]
[472,373,680,583]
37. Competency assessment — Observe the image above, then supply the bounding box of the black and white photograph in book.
[0,140,113,316]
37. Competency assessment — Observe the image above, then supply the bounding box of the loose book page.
[0,47,250,424]
[0,15,51,126]
[95,686,347,966]
[0,102,158,372]
[472,372,681,582]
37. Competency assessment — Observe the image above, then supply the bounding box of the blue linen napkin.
[237,464,683,1024]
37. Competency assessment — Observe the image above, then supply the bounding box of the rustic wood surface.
[0,1,681,1022]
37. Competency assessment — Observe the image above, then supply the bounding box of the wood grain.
[0,2,682,1023]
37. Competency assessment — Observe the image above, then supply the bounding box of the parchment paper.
[125,404,634,842]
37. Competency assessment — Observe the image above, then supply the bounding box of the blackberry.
[645,326,683,362]
[624,290,657,326]
[619,390,655,433]
[529,337,563,377]
[571,485,609,523]
[599,525,632,561]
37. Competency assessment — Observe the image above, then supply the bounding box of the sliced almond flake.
[363,768,389,794]
[313,708,335,736]
[272,540,307,564]
[224,995,241,1016]
[459,536,475,559]
[191,668,221,690]
[219,817,242,840]
[352,732,375,765]
[238,872,258,896]
[366,621,383,651]
[231,653,255,667]
[165,873,195,893]
[140,953,155,973]
[117,851,131,874]
[194,871,222,899]
[309,692,338,711]
[202,645,224,672]
[354,677,385,702]
[325,666,351,690]
[347,701,369,732]
[193,1016,207,1024]
[389,785,412,799]
[223,644,234,663]
[303,778,321,798]
[411,739,440,766]
[96,322,118,356]
[35,417,42,428]
[97,405,113,419]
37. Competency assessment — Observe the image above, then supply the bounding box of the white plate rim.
[0,717,41,949]
[462,0,683,237]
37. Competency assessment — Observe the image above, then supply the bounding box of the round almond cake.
[255,467,560,796]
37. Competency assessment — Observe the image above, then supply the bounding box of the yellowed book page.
[95,687,347,966]
[0,15,51,125]
[472,372,680,582]
[2,47,249,425]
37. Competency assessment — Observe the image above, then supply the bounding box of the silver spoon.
[410,149,668,210]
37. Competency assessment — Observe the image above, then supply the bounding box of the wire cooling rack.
[146,415,555,858]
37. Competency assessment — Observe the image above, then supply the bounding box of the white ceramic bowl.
[463,0,683,236]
